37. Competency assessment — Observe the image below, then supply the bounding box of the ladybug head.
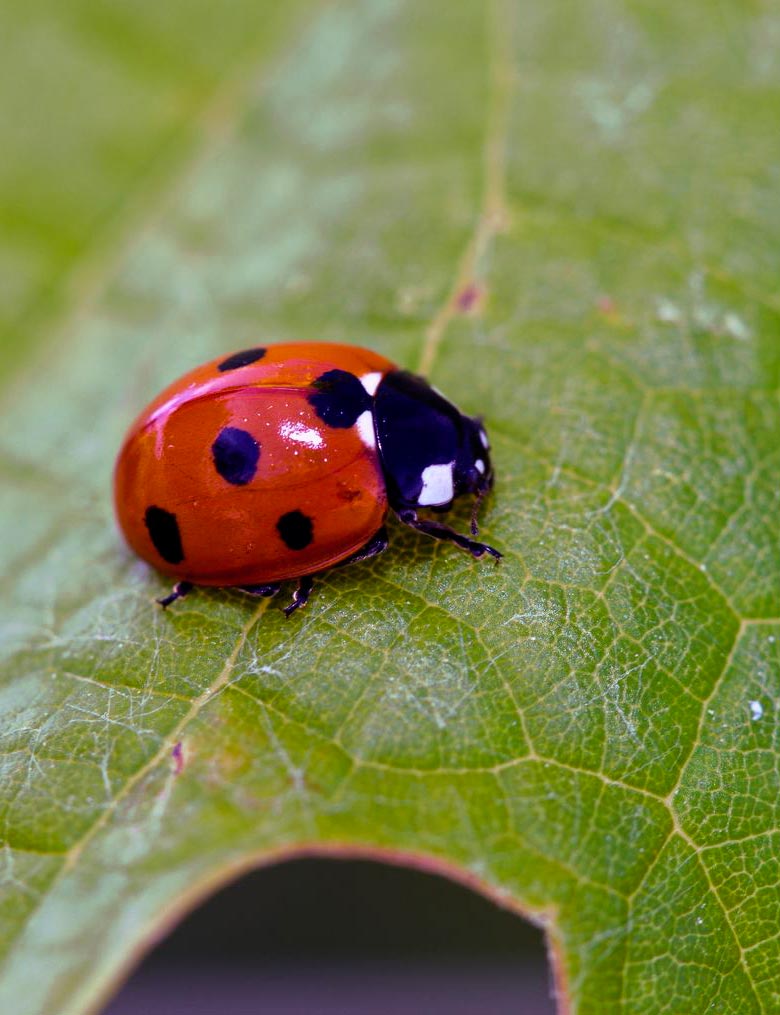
[373,370,495,515]
[456,413,494,499]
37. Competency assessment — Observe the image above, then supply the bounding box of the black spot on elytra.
[276,510,313,551]
[217,347,266,372]
[212,427,260,485]
[144,506,184,564]
[308,369,371,428]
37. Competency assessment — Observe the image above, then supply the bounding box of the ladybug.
[114,342,500,616]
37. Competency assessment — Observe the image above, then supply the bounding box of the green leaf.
[2,1,779,1012]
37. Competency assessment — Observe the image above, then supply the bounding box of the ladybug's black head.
[457,412,494,498]
[373,370,494,514]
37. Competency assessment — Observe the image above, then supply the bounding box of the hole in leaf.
[105,858,554,1014]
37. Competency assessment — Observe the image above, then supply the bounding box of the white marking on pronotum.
[355,410,376,449]
[280,421,325,449]
[360,372,383,396]
[479,427,489,449]
[418,462,455,506]
[475,459,486,474]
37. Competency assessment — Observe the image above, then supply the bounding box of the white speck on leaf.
[578,80,656,138]
[724,312,751,341]
[656,299,682,324]
[750,700,763,721]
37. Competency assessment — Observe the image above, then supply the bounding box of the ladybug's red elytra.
[114,342,500,615]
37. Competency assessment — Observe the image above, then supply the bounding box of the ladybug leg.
[335,527,389,568]
[157,580,194,609]
[239,583,282,598]
[283,575,315,618]
[396,510,502,561]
